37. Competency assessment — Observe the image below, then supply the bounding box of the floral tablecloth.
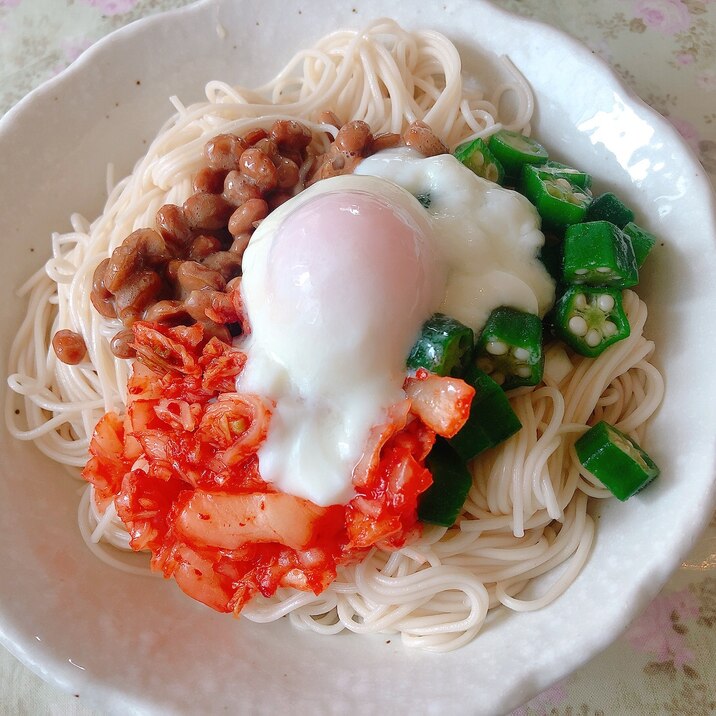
[1,1,715,714]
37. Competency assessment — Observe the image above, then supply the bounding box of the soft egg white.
[238,153,554,507]
[355,148,555,331]
[238,175,444,506]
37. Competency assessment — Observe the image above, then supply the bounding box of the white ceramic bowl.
[1,1,715,714]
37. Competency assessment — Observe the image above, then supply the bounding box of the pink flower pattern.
[633,0,692,35]
[625,588,700,667]
[695,69,716,91]
[63,37,94,64]
[667,115,701,151]
[0,0,22,7]
[50,37,96,76]
[510,682,568,716]
[78,0,138,16]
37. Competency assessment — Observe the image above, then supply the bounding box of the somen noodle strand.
[5,20,664,651]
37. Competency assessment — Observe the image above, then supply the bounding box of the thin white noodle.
[241,291,663,648]
[77,486,157,577]
[5,21,664,652]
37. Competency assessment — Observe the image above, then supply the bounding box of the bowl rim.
[1,1,715,713]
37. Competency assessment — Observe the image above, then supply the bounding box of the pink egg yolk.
[236,179,445,506]
[256,186,443,391]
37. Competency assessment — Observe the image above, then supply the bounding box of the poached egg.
[238,175,444,506]
[238,153,554,506]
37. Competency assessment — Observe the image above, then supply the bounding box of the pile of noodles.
[5,19,664,652]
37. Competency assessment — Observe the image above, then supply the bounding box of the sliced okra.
[419,438,473,526]
[562,221,638,288]
[407,313,474,377]
[575,421,660,500]
[554,286,630,358]
[453,138,505,184]
[488,129,548,181]
[449,367,522,462]
[585,192,635,228]
[522,164,592,230]
[537,160,592,190]
[473,307,543,390]
[622,222,657,268]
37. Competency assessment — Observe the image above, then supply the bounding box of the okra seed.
[486,164,498,182]
[603,321,618,337]
[573,293,587,309]
[568,315,589,337]
[574,269,588,275]
[573,193,587,202]
[555,178,571,190]
[597,294,615,312]
[492,372,505,385]
[477,357,493,373]
[515,365,532,378]
[513,347,530,362]
[486,340,508,356]
[596,266,612,273]
[585,329,602,348]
